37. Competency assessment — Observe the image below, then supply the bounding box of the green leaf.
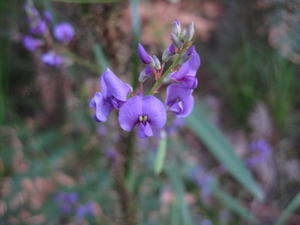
[154,131,167,174]
[275,192,300,225]
[52,0,119,3]
[166,165,194,225]
[93,43,108,72]
[186,104,264,200]
[212,182,260,224]
[129,0,140,89]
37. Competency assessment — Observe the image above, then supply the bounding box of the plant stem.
[148,51,185,95]
[54,45,102,75]
[63,49,102,74]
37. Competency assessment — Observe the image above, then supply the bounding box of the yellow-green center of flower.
[138,115,148,123]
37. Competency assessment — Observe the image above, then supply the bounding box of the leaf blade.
[186,104,264,200]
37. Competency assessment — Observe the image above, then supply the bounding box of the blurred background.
[1,0,300,224]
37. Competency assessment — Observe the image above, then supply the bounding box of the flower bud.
[171,33,183,48]
[151,55,161,70]
[139,65,153,82]
[178,46,195,65]
[184,22,195,42]
[138,43,153,64]
[172,19,181,36]
[162,44,176,62]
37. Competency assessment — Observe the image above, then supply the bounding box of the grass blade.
[166,164,194,225]
[186,104,264,200]
[212,182,260,224]
[129,0,140,89]
[154,131,167,174]
[275,192,300,225]
[93,43,108,73]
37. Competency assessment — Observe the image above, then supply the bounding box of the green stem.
[64,49,102,74]
[148,51,185,95]
[54,45,102,75]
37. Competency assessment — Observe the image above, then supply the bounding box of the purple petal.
[41,51,65,67]
[31,20,47,35]
[101,68,132,102]
[180,76,198,89]
[166,83,194,118]
[171,47,200,81]
[22,36,43,51]
[142,96,167,130]
[138,43,152,64]
[168,44,176,55]
[137,123,153,138]
[119,95,142,131]
[89,92,113,122]
[54,23,75,43]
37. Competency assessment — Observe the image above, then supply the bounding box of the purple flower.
[43,11,53,24]
[41,51,65,67]
[246,139,272,167]
[89,69,132,122]
[118,95,167,138]
[138,43,152,64]
[55,191,78,214]
[171,46,200,83]
[30,19,47,35]
[54,23,75,43]
[76,202,94,219]
[22,36,43,51]
[165,82,194,118]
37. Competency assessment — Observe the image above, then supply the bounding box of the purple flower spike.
[138,43,153,64]
[54,23,75,43]
[89,69,132,122]
[41,51,65,67]
[171,46,200,81]
[166,83,194,118]
[119,95,167,138]
[22,36,43,51]
[31,20,47,35]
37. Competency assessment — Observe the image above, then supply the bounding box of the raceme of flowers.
[90,20,201,138]
[23,0,74,67]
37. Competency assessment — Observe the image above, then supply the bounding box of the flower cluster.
[90,20,200,138]
[55,191,95,219]
[23,0,74,67]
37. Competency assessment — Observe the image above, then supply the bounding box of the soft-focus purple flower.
[192,167,215,203]
[55,191,78,214]
[246,139,272,167]
[138,43,152,64]
[76,202,94,219]
[22,36,43,51]
[171,46,200,82]
[43,11,53,24]
[105,148,117,161]
[54,23,75,43]
[41,51,65,67]
[30,19,47,35]
[119,95,167,138]
[166,83,194,118]
[89,69,132,122]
